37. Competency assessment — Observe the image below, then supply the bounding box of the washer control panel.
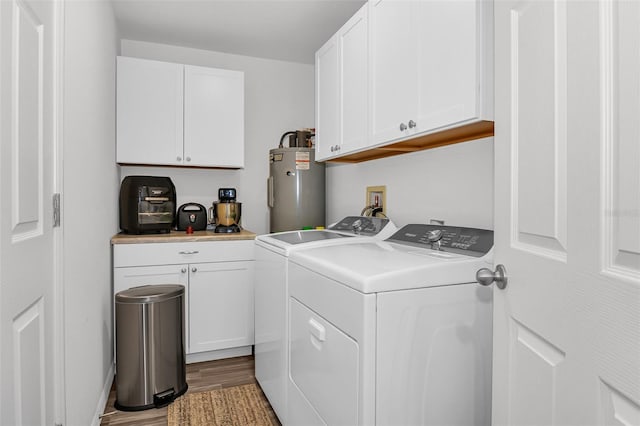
[387,224,494,257]
[329,216,391,236]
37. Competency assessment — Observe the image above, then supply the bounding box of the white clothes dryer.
[287,224,494,426]
[254,216,397,423]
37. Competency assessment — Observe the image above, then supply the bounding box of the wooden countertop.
[111,229,256,244]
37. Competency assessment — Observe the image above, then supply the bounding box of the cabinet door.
[315,35,340,161]
[188,261,254,353]
[369,0,416,145]
[339,4,369,154]
[116,56,184,165]
[113,264,190,352]
[415,0,479,132]
[184,65,244,168]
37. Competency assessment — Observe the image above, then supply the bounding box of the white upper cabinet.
[116,56,245,168]
[315,0,493,162]
[117,57,184,166]
[316,4,369,161]
[339,5,369,155]
[369,0,415,144]
[315,35,340,161]
[184,65,244,168]
[370,0,492,146]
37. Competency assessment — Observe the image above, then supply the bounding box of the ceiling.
[111,0,367,64]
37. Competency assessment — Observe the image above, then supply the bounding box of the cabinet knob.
[176,156,182,162]
[191,267,197,273]
[399,122,408,131]
[408,120,417,129]
[181,267,187,273]
[186,156,191,162]
[330,146,335,152]
[336,145,340,151]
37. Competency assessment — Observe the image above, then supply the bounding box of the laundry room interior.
[0,1,638,426]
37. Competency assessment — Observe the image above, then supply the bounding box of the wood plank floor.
[100,355,279,426]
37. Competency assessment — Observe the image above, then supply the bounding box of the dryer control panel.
[387,224,494,257]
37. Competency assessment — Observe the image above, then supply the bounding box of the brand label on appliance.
[295,151,310,170]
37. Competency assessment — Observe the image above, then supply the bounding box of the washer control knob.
[427,229,443,243]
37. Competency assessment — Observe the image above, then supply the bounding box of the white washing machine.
[287,224,494,426]
[254,216,397,423]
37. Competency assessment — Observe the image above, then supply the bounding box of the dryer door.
[289,298,359,425]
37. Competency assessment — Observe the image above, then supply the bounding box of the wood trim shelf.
[327,121,494,163]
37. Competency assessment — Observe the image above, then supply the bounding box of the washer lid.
[268,230,354,245]
[116,284,184,304]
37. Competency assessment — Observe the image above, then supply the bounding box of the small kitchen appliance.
[119,176,176,234]
[177,203,208,231]
[210,188,242,233]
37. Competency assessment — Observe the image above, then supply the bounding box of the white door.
[493,1,640,425]
[0,0,60,424]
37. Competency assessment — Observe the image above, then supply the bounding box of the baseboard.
[91,362,115,426]
[186,346,252,364]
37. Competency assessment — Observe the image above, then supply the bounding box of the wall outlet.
[366,185,386,216]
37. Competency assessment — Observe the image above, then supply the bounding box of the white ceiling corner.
[111,0,367,64]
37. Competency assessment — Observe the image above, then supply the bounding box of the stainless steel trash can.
[114,285,187,411]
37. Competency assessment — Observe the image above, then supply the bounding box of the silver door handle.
[178,250,199,255]
[476,264,508,290]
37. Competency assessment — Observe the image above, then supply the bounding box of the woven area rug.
[167,384,279,426]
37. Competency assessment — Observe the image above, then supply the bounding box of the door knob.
[399,122,408,131]
[476,264,508,290]
[408,120,417,129]
[191,267,197,273]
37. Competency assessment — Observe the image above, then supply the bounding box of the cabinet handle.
[186,156,191,162]
[191,267,197,273]
[178,250,199,255]
[176,156,182,162]
[408,120,417,129]
[181,267,187,273]
[399,122,408,131]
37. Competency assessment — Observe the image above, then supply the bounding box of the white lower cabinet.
[188,261,254,353]
[112,240,254,360]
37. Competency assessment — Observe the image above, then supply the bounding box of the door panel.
[1,0,58,424]
[603,0,640,277]
[494,1,640,425]
[13,0,43,238]
[510,0,568,258]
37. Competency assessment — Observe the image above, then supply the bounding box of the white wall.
[326,137,494,230]
[62,2,120,425]
[119,40,315,235]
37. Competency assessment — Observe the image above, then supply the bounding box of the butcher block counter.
[111,228,256,363]
[111,229,256,244]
